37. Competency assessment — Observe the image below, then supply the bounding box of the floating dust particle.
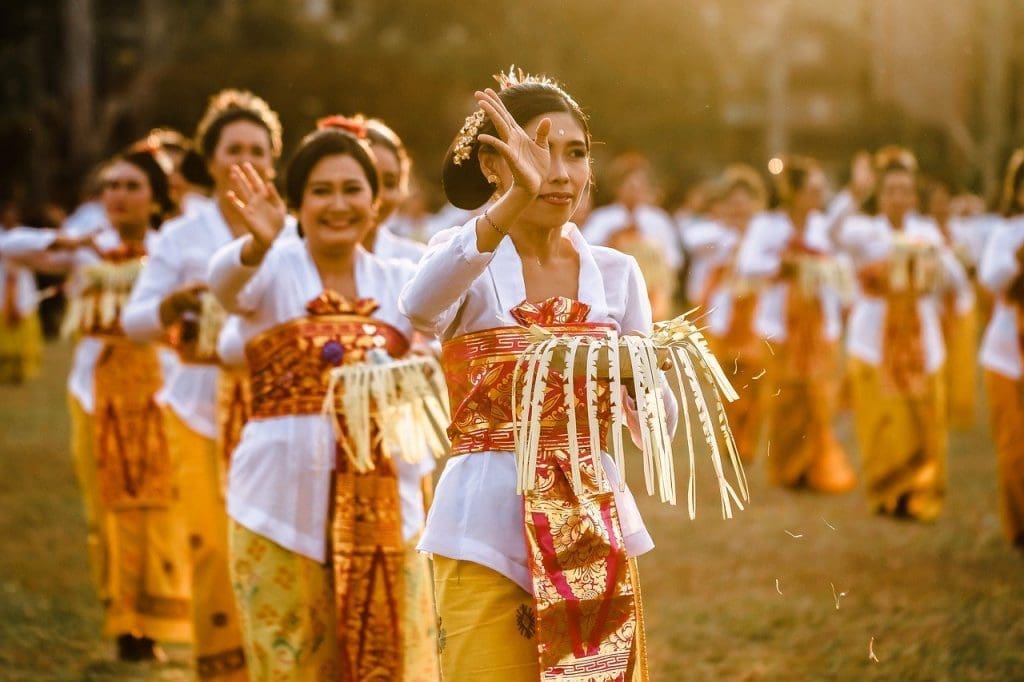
[784,530,803,538]
[772,388,781,397]
[830,582,847,610]
[822,517,837,531]
[775,579,783,595]
[742,384,750,389]
[752,368,767,380]
[869,637,879,662]
[766,440,771,458]
[764,338,775,356]
[733,356,739,375]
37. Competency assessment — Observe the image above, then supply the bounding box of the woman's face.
[208,119,274,193]
[927,185,952,222]
[371,143,406,225]
[100,160,153,231]
[722,187,758,230]
[300,153,377,256]
[878,170,917,224]
[793,168,827,214]
[484,110,590,230]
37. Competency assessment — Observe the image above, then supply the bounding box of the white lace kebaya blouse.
[399,219,660,592]
[208,237,431,561]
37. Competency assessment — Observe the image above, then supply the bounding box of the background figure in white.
[583,152,681,320]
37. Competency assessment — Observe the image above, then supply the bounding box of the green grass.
[1,342,1021,680]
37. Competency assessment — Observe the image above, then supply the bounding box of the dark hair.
[285,128,380,237]
[117,148,174,228]
[774,155,820,207]
[442,77,590,210]
[179,148,214,189]
[1001,148,1024,217]
[874,145,917,180]
[194,89,283,161]
[365,118,410,179]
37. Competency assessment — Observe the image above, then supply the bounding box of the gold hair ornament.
[451,65,579,167]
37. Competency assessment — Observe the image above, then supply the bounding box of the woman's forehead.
[523,111,586,142]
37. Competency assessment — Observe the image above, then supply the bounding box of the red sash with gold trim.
[244,290,411,681]
[442,296,643,681]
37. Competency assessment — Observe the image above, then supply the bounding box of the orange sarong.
[986,371,1024,549]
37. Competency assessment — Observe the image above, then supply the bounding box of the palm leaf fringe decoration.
[320,351,451,474]
[512,310,749,519]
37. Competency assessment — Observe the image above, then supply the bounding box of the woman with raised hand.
[208,118,437,680]
[736,156,856,493]
[399,69,661,681]
[122,88,288,681]
[978,148,1024,550]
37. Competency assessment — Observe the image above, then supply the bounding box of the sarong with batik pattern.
[442,296,647,682]
[245,290,414,681]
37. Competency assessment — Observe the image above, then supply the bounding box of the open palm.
[475,88,551,197]
[227,162,286,250]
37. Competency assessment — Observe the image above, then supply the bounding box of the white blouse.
[0,232,42,319]
[2,227,167,412]
[208,237,431,561]
[373,221,426,263]
[399,219,657,592]
[681,219,739,307]
[583,203,683,270]
[736,211,843,343]
[834,213,971,372]
[122,201,297,438]
[979,216,1024,379]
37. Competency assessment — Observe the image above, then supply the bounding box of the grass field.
[1,341,1022,681]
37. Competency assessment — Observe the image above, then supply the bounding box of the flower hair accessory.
[317,114,368,139]
[451,65,578,167]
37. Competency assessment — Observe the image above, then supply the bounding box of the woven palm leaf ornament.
[62,259,145,337]
[512,310,749,519]
[320,349,451,473]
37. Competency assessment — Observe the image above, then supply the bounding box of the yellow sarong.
[164,408,247,679]
[230,522,439,681]
[0,313,42,383]
[944,306,978,429]
[849,358,947,521]
[765,344,856,493]
[986,371,1024,549]
[68,394,109,601]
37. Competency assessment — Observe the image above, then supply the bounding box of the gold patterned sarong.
[94,337,174,508]
[245,290,412,681]
[765,281,855,493]
[442,296,645,681]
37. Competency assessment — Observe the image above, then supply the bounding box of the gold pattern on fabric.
[216,367,251,474]
[441,296,644,681]
[94,337,173,509]
[244,302,408,419]
[243,290,409,680]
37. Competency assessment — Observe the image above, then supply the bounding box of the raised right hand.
[227,162,286,253]
[475,88,551,198]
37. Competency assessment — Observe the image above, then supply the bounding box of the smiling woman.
[400,69,666,682]
[209,117,438,681]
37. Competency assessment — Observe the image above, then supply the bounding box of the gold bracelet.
[481,209,508,236]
